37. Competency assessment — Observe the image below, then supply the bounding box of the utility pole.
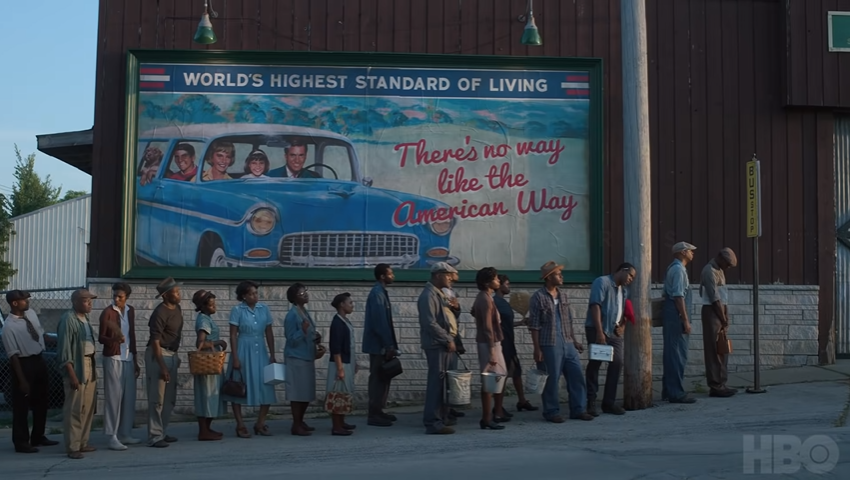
[621,0,653,410]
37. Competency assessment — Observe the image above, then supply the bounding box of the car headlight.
[429,218,454,236]
[248,208,276,236]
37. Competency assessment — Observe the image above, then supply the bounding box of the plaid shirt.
[528,287,576,346]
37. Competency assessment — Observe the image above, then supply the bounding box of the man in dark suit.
[362,264,398,427]
[268,139,321,178]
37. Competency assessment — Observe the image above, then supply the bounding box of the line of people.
[1,243,739,455]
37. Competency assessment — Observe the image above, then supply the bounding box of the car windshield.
[193,134,357,182]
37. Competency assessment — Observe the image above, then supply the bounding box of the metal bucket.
[524,369,549,395]
[481,372,506,394]
[446,369,472,405]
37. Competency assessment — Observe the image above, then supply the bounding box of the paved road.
[1,382,849,479]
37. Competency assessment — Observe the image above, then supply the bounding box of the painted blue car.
[134,124,459,269]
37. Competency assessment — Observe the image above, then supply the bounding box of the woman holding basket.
[191,290,227,441]
[222,281,277,438]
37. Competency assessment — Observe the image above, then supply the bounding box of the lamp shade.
[193,12,217,44]
[521,15,542,46]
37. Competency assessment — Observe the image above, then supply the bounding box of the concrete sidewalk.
[1,378,848,480]
[3,360,849,428]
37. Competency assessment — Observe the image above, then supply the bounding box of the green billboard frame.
[120,49,605,284]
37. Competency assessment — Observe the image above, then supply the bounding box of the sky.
[0,1,97,197]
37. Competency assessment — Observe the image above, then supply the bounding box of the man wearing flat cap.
[145,277,184,448]
[661,242,697,404]
[418,261,459,434]
[2,290,59,453]
[528,261,593,423]
[699,248,738,398]
[57,288,100,459]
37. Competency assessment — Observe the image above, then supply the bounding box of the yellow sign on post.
[746,158,761,238]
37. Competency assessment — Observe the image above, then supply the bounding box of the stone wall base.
[81,279,818,415]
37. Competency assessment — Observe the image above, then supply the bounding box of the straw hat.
[539,261,564,280]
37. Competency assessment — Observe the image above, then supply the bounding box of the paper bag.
[717,331,732,355]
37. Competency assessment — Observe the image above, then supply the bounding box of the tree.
[0,193,17,290]
[11,144,62,217]
[61,190,89,201]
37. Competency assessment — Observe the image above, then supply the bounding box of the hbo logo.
[742,434,840,474]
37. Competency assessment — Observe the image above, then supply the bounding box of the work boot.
[587,400,600,417]
[601,404,626,415]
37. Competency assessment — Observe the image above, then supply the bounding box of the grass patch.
[691,380,707,394]
[49,427,63,435]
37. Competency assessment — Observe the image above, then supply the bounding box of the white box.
[264,363,286,385]
[589,344,614,362]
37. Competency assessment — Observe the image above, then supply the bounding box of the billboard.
[121,51,603,283]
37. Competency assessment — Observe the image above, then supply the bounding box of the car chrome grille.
[279,232,420,267]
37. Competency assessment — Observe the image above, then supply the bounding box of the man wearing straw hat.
[699,247,738,398]
[145,277,184,448]
[528,261,593,423]
[418,262,459,435]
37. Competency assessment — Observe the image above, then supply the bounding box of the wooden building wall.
[90,0,834,294]
[784,0,850,107]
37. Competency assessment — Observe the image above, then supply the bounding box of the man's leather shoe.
[367,416,393,427]
[709,388,736,398]
[602,404,626,415]
[33,437,59,447]
[15,444,38,453]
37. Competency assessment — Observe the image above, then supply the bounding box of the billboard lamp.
[521,0,542,46]
[193,0,218,45]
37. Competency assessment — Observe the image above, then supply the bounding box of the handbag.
[220,369,247,398]
[324,379,353,415]
[380,356,403,380]
[315,343,327,360]
[717,330,732,355]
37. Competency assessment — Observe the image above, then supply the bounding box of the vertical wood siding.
[91,0,833,293]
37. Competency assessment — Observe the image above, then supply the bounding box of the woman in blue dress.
[192,290,227,441]
[221,281,278,438]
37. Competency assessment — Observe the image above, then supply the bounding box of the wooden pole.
[621,0,653,410]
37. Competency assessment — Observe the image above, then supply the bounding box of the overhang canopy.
[36,128,94,175]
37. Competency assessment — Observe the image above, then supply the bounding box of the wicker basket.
[188,349,226,376]
[509,291,531,316]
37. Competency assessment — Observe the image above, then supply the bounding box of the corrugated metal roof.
[2,195,91,291]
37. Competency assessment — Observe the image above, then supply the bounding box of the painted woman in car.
[201,141,235,181]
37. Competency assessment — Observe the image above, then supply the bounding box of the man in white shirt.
[1,290,60,453]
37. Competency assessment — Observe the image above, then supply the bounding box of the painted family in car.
[133,124,460,270]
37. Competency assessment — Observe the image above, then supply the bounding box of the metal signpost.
[746,154,766,394]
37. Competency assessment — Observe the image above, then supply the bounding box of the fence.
[0,287,81,414]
